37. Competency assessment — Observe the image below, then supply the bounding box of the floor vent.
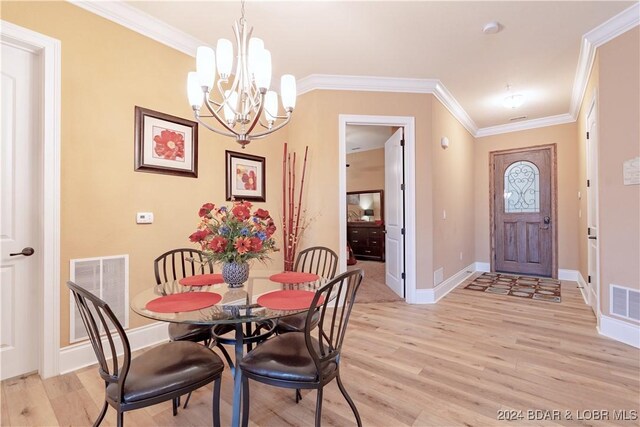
[610,284,640,322]
[69,255,129,343]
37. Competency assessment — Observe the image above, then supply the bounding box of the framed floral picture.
[134,106,198,178]
[225,150,266,202]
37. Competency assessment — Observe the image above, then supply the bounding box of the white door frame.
[338,115,417,303]
[586,90,601,319]
[1,21,61,378]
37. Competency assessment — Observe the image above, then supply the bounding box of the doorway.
[345,126,402,301]
[338,115,416,302]
[490,145,558,278]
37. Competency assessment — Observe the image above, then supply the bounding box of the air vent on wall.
[70,255,129,342]
[509,116,528,122]
[611,284,640,322]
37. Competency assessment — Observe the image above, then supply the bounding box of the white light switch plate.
[136,212,154,224]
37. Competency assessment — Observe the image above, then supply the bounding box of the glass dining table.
[131,269,328,427]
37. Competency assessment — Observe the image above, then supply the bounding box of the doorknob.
[540,216,551,230]
[9,247,35,257]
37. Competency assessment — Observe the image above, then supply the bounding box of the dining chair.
[239,269,364,427]
[154,248,228,409]
[67,281,224,427]
[153,248,216,345]
[276,246,339,334]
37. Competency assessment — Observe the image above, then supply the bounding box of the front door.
[492,145,556,278]
[1,40,42,379]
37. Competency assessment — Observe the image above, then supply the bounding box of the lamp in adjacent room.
[186,0,296,148]
[363,209,374,221]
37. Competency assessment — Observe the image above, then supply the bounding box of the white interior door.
[384,128,404,297]
[586,102,599,315]
[1,41,41,380]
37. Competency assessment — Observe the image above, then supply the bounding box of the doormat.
[464,272,561,303]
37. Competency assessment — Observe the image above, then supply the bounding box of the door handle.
[588,236,597,240]
[540,216,551,230]
[9,247,35,257]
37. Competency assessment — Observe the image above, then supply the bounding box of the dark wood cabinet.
[347,223,385,261]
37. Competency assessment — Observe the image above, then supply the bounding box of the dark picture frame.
[134,106,198,178]
[225,150,266,202]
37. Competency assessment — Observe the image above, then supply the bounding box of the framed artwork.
[134,106,198,178]
[225,150,266,202]
[347,194,360,205]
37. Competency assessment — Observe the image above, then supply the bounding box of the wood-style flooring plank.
[2,277,639,426]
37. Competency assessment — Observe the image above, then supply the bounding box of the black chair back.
[67,281,130,402]
[294,246,338,279]
[305,269,363,378]
[154,248,214,285]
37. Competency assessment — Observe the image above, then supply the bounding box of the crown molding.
[297,74,478,135]
[585,2,640,47]
[475,113,575,138]
[432,81,478,136]
[67,0,202,57]
[570,3,640,118]
[69,0,638,139]
[297,74,439,95]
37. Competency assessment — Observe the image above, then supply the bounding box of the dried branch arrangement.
[282,142,310,271]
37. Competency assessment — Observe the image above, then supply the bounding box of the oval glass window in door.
[503,160,540,213]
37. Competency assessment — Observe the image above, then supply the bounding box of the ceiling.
[124,1,634,129]
[346,125,393,153]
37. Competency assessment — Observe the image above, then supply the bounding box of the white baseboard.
[598,314,640,349]
[558,269,579,281]
[475,262,490,272]
[59,322,169,374]
[473,263,579,282]
[577,272,589,305]
[414,263,476,304]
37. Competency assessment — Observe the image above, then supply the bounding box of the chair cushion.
[107,341,224,403]
[276,310,320,333]
[239,333,336,383]
[168,323,212,342]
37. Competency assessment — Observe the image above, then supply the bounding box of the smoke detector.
[482,21,502,34]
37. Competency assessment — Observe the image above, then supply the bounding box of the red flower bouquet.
[189,201,278,264]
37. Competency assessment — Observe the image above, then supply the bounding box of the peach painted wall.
[286,90,437,288]
[346,148,385,192]
[596,27,640,318]
[474,123,580,271]
[3,2,285,347]
[431,100,476,281]
[287,90,476,289]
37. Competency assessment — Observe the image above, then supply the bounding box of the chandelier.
[187,1,296,148]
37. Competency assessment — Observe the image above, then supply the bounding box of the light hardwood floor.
[2,277,639,426]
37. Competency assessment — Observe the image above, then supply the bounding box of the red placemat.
[179,274,224,286]
[257,290,324,311]
[146,292,221,313]
[269,272,320,284]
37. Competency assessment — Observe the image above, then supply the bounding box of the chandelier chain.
[240,0,246,23]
